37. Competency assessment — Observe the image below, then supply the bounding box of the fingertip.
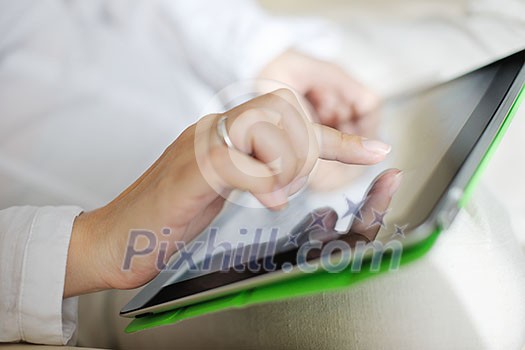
[316,125,391,165]
[369,168,403,196]
[271,187,289,210]
[361,139,391,156]
[254,187,289,211]
[389,170,403,196]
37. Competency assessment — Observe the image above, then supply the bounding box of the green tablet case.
[125,85,525,334]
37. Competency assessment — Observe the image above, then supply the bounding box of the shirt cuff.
[19,206,83,345]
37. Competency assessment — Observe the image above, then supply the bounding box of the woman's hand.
[64,89,390,297]
[258,50,380,135]
[258,50,381,191]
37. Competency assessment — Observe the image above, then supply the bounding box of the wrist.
[64,208,115,297]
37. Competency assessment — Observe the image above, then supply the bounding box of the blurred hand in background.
[259,50,381,190]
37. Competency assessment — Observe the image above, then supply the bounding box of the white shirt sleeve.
[0,205,83,345]
[160,0,342,89]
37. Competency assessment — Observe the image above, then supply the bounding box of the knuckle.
[237,108,262,124]
[271,88,298,103]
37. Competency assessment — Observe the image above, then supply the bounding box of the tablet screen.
[162,56,503,281]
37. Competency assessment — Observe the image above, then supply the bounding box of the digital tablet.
[121,49,525,318]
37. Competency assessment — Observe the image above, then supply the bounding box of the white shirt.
[0,0,338,345]
[3,0,525,346]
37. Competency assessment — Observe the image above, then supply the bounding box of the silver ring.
[216,115,236,150]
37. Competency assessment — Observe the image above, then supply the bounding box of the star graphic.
[285,209,331,247]
[391,224,408,239]
[367,209,389,229]
[342,196,365,222]
[285,233,300,248]
[307,210,330,231]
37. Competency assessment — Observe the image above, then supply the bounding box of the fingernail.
[362,139,391,155]
[389,171,403,196]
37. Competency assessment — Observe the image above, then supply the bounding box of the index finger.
[313,124,391,165]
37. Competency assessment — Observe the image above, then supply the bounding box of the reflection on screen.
[378,63,498,227]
